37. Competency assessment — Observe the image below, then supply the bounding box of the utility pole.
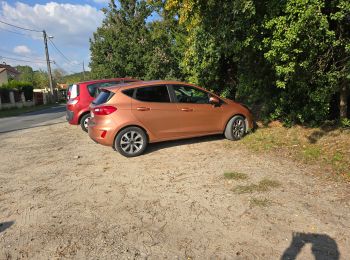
[43,30,54,101]
[83,60,86,80]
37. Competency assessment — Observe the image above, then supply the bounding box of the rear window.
[68,84,79,99]
[93,90,115,105]
[135,85,170,103]
[87,81,121,97]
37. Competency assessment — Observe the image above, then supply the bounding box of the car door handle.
[181,108,193,112]
[137,107,150,111]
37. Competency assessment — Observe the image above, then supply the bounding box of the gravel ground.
[0,117,349,259]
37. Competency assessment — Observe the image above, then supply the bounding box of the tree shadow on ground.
[0,121,66,134]
[145,134,224,154]
[21,105,66,117]
[307,123,342,144]
[281,232,339,260]
[0,221,14,233]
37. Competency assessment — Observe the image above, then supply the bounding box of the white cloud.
[93,0,110,3]
[0,1,105,73]
[0,2,104,47]
[13,45,31,55]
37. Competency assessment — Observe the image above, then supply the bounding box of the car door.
[170,84,224,136]
[131,84,181,140]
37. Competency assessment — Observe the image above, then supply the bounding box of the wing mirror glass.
[209,96,220,105]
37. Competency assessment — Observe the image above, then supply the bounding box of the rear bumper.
[66,110,74,121]
[88,119,115,147]
[66,109,79,125]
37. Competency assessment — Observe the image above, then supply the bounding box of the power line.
[0,19,42,33]
[0,48,47,62]
[0,55,48,64]
[0,27,31,37]
[48,38,83,68]
[52,61,75,74]
[48,38,72,63]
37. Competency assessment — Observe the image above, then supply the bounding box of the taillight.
[67,97,79,110]
[93,106,117,115]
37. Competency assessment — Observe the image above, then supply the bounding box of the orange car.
[88,80,253,157]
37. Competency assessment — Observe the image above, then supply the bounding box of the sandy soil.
[0,117,349,259]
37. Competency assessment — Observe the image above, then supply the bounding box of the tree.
[33,70,49,89]
[90,0,152,79]
[165,0,274,99]
[144,4,186,80]
[15,65,35,84]
[263,0,350,123]
[167,0,349,123]
[90,0,184,81]
[52,68,66,84]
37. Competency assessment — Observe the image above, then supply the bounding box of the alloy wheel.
[120,131,144,155]
[232,118,245,139]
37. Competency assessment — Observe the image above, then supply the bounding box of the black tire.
[224,115,246,140]
[80,113,91,132]
[114,127,148,157]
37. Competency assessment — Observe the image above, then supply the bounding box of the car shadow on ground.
[0,221,14,233]
[281,232,339,260]
[144,134,224,154]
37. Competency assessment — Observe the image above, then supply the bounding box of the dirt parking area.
[0,118,349,259]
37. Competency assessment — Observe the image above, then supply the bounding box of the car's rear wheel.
[114,127,147,157]
[80,113,91,132]
[224,115,246,140]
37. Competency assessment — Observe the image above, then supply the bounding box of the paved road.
[0,105,66,134]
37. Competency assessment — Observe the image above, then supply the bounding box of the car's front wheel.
[80,113,91,132]
[114,127,148,157]
[224,115,246,140]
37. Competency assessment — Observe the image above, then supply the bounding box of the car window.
[68,84,79,99]
[173,85,209,104]
[135,85,170,103]
[122,88,134,98]
[93,90,115,105]
[87,81,121,97]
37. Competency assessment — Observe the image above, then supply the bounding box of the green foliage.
[15,65,35,83]
[62,71,92,84]
[341,118,350,128]
[33,70,49,89]
[89,0,350,124]
[90,0,184,81]
[262,0,350,124]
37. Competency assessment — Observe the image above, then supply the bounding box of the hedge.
[0,81,34,101]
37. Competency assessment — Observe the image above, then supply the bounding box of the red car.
[66,78,138,131]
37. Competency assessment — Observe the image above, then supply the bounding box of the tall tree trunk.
[339,82,348,119]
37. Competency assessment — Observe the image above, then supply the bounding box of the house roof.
[0,64,20,75]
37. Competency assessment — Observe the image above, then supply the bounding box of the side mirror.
[209,96,220,105]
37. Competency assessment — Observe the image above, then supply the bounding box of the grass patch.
[224,171,248,180]
[236,124,350,181]
[232,178,281,194]
[250,198,271,208]
[302,146,322,161]
[258,178,281,190]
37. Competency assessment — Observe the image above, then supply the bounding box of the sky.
[0,0,110,74]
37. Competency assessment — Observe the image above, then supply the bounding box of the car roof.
[102,80,199,93]
[75,78,139,85]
